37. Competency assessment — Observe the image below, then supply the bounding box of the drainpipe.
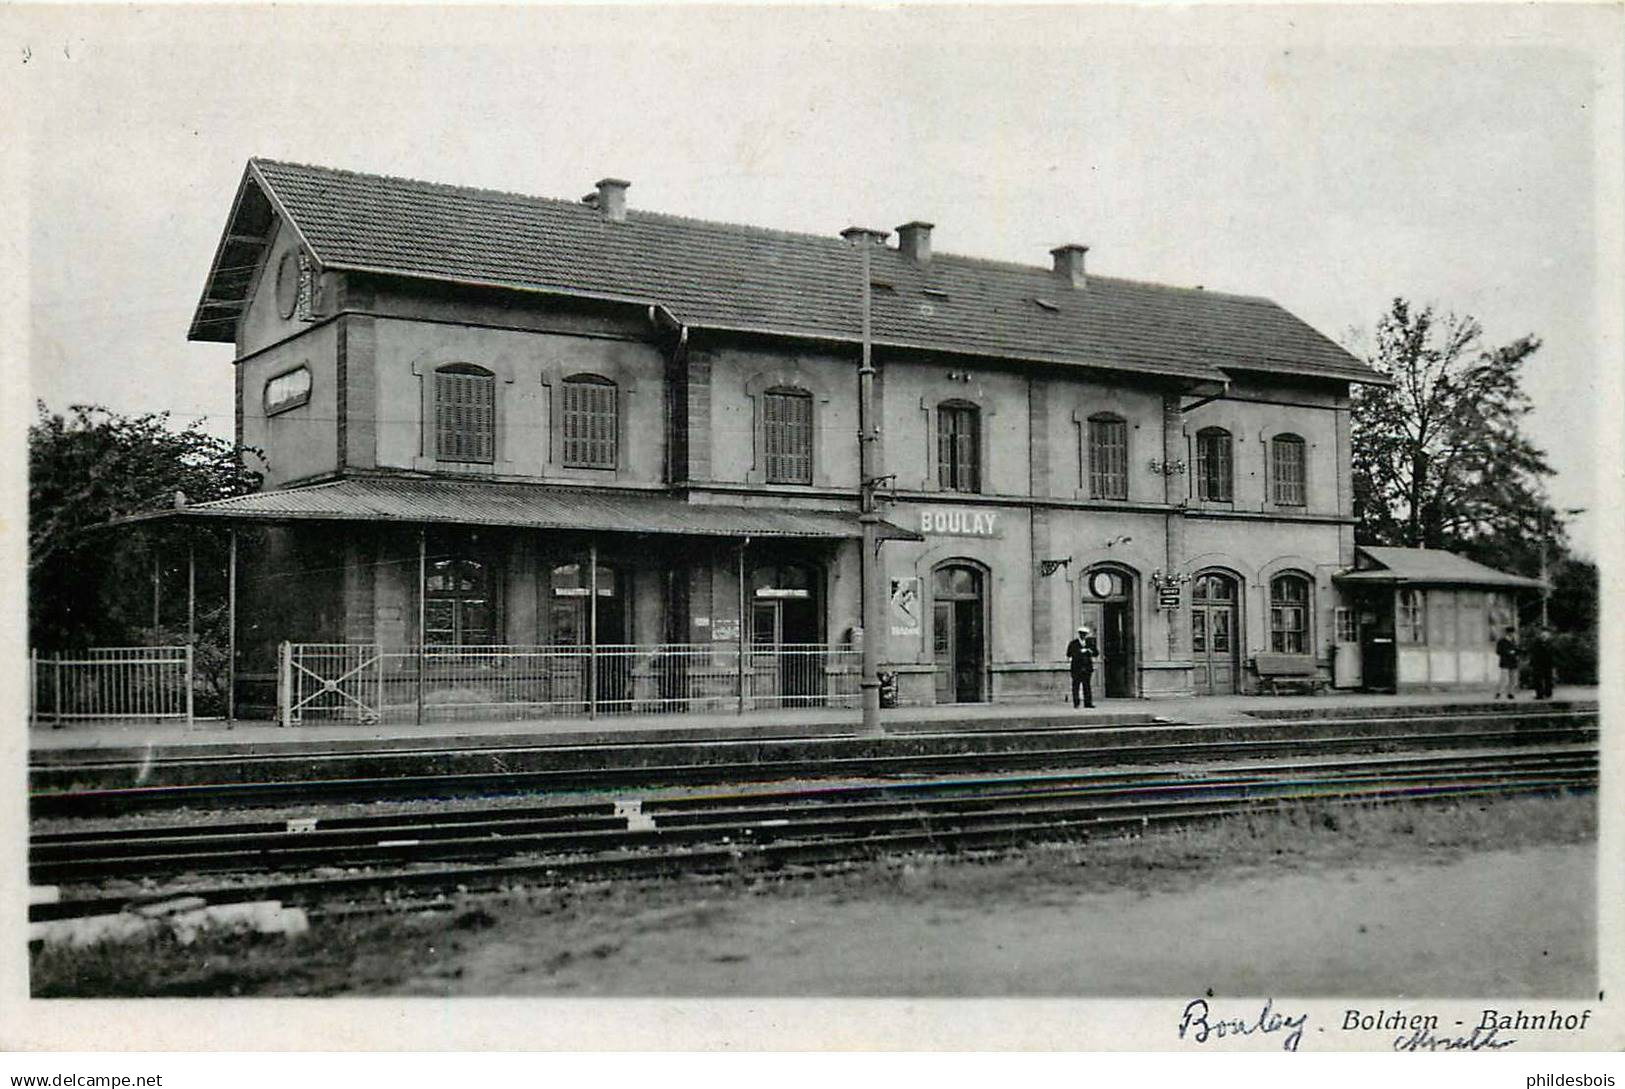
[227,527,237,722]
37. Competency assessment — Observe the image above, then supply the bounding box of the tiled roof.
[192,158,1385,387]
[121,476,921,541]
[1335,545,1544,589]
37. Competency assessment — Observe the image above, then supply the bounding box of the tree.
[1350,299,1564,577]
[28,403,261,652]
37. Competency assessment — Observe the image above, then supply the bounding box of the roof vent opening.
[896,221,934,264]
[586,177,631,221]
[1050,244,1090,289]
[1033,297,1060,312]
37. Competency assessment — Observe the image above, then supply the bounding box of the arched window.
[562,374,618,469]
[425,540,495,645]
[1195,427,1233,501]
[435,364,495,463]
[1271,434,1306,506]
[763,387,813,484]
[937,401,980,493]
[1269,572,1312,654]
[1087,413,1128,499]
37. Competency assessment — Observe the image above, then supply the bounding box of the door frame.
[928,558,991,704]
[1190,567,1244,696]
[1078,562,1139,699]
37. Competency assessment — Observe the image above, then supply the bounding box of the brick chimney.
[590,177,630,221]
[1050,244,1090,289]
[896,221,934,264]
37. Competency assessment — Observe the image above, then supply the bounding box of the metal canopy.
[118,476,923,542]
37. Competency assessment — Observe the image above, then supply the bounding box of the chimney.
[1050,244,1090,289]
[896,221,934,264]
[591,177,630,221]
[840,225,890,246]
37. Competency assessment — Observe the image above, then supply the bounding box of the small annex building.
[1332,546,1544,692]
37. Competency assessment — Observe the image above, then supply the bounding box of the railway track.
[29,742,1596,923]
[29,706,1597,818]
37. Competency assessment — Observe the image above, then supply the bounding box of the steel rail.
[29,748,1596,917]
[32,746,1596,856]
[30,777,1594,924]
[29,714,1597,819]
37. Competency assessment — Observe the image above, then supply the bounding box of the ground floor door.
[1080,567,1135,698]
[1359,595,1397,692]
[933,564,985,703]
[1333,605,1363,688]
[751,562,822,703]
[546,561,629,705]
[1191,572,1239,695]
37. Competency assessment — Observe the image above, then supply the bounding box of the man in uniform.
[1066,625,1099,708]
[1494,626,1521,700]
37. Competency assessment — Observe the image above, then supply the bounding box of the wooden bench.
[1251,653,1325,695]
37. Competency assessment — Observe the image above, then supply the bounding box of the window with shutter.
[1087,414,1128,499]
[1195,427,1233,501]
[937,402,980,493]
[764,388,813,483]
[435,366,495,463]
[562,374,618,469]
[1271,434,1306,505]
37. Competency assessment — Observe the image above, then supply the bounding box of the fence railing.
[279,642,861,725]
[31,646,194,725]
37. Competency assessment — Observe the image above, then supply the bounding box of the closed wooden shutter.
[1088,415,1127,499]
[764,389,812,483]
[1272,435,1305,505]
[436,369,495,463]
[563,377,618,469]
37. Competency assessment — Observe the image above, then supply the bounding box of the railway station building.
[153,158,1499,720]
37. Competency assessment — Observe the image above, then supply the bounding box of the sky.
[7,3,1620,558]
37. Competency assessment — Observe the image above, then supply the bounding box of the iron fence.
[31,646,194,725]
[279,641,861,725]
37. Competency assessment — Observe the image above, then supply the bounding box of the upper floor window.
[937,401,981,493]
[435,365,495,463]
[264,365,312,416]
[1087,413,1128,500]
[1269,573,1312,654]
[1271,434,1306,506]
[763,388,813,484]
[1195,427,1233,502]
[562,374,618,469]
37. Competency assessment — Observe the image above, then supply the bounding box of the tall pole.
[588,542,599,719]
[416,529,427,725]
[226,527,237,722]
[844,225,889,734]
[187,540,197,645]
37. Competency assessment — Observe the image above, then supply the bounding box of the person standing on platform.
[1494,626,1521,700]
[1066,625,1099,709]
[1530,625,1555,700]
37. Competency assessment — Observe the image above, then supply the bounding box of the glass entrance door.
[1080,567,1136,698]
[1191,572,1239,695]
[932,565,985,703]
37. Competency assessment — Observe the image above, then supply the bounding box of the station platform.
[27,686,1599,763]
